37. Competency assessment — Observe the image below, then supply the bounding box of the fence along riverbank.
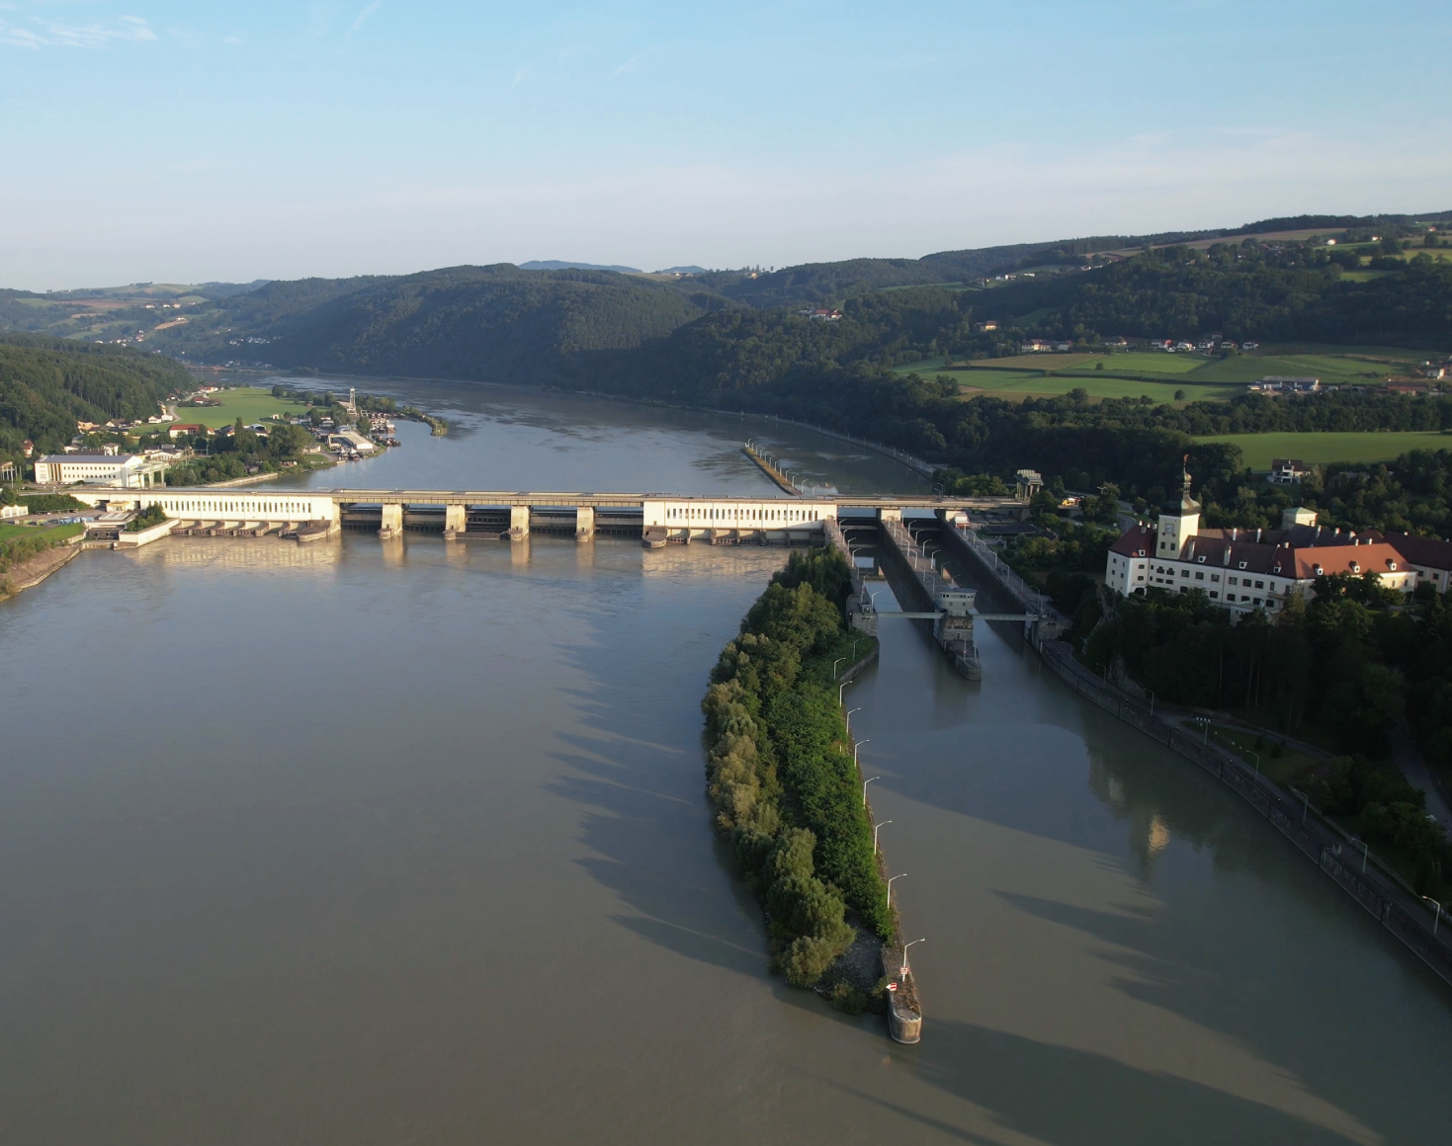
[1039,640,1452,988]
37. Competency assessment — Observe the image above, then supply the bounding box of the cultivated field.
[949,371,1240,403]
[899,344,1447,405]
[1196,431,1452,470]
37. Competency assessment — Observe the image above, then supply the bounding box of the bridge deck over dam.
[72,486,1024,543]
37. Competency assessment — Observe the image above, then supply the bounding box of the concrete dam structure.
[70,487,1010,545]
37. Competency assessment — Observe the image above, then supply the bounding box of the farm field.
[1195,431,1452,470]
[176,387,310,429]
[950,370,1242,403]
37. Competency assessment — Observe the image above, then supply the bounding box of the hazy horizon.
[3,0,1450,290]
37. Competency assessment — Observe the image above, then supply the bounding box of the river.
[2,377,1449,1145]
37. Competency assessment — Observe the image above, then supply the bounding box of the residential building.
[1269,458,1312,485]
[0,504,28,519]
[32,453,169,488]
[168,424,207,439]
[1105,473,1418,615]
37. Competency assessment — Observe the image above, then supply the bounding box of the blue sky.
[2,0,1448,288]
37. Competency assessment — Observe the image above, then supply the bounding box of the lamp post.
[862,774,879,805]
[833,657,846,679]
[1299,789,1310,825]
[845,707,861,735]
[902,937,926,977]
[887,872,906,909]
[873,820,891,852]
[1145,688,1155,717]
[855,739,870,766]
[1424,896,1444,937]
[1247,750,1260,776]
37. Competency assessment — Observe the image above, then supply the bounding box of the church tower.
[1157,460,1200,558]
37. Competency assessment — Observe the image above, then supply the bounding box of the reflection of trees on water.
[1084,741,1285,886]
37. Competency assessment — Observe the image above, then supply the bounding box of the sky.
[2,0,1449,289]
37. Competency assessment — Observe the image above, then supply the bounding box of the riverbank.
[0,536,82,601]
[1038,638,1452,988]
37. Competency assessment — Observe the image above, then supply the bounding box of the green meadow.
[177,387,310,429]
[1196,432,1452,470]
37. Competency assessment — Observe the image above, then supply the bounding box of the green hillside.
[153,264,723,382]
[0,334,193,460]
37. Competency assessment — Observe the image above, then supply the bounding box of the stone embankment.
[0,533,86,601]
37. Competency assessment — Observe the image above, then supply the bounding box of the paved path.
[1390,722,1452,832]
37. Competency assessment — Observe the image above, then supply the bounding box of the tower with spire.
[1157,457,1200,557]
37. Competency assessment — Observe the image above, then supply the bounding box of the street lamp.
[862,774,880,805]
[1145,688,1155,717]
[833,657,846,678]
[873,820,891,852]
[1246,750,1260,775]
[902,937,926,976]
[854,739,870,765]
[1424,896,1444,937]
[845,707,861,735]
[887,873,906,909]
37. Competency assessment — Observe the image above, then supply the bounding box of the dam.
[69,486,1017,544]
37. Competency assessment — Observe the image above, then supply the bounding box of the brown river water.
[2,379,1449,1145]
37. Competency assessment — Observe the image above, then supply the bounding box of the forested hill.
[154,264,724,380]
[0,334,191,457]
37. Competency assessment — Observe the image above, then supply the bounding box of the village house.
[1249,376,1321,393]
[1105,471,1420,615]
[1268,458,1313,485]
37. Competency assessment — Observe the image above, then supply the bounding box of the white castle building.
[1105,467,1429,614]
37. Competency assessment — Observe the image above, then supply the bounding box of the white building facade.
[1106,471,1418,615]
[33,454,168,488]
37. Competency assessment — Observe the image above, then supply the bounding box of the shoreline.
[207,365,933,479]
[0,540,83,602]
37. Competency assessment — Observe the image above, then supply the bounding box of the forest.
[0,334,192,460]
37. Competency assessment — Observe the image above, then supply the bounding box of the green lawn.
[1196,431,1452,469]
[178,387,310,429]
[0,522,84,545]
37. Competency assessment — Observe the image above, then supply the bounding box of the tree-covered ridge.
[0,334,192,459]
[702,549,888,988]
[154,264,722,381]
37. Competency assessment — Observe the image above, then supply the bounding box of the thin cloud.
[610,54,641,78]
[347,1,382,39]
[0,14,156,49]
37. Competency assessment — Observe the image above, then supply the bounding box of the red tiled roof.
[1383,533,1452,571]
[1288,542,1405,578]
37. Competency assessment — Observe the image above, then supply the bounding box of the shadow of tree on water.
[802,1016,1378,1146]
